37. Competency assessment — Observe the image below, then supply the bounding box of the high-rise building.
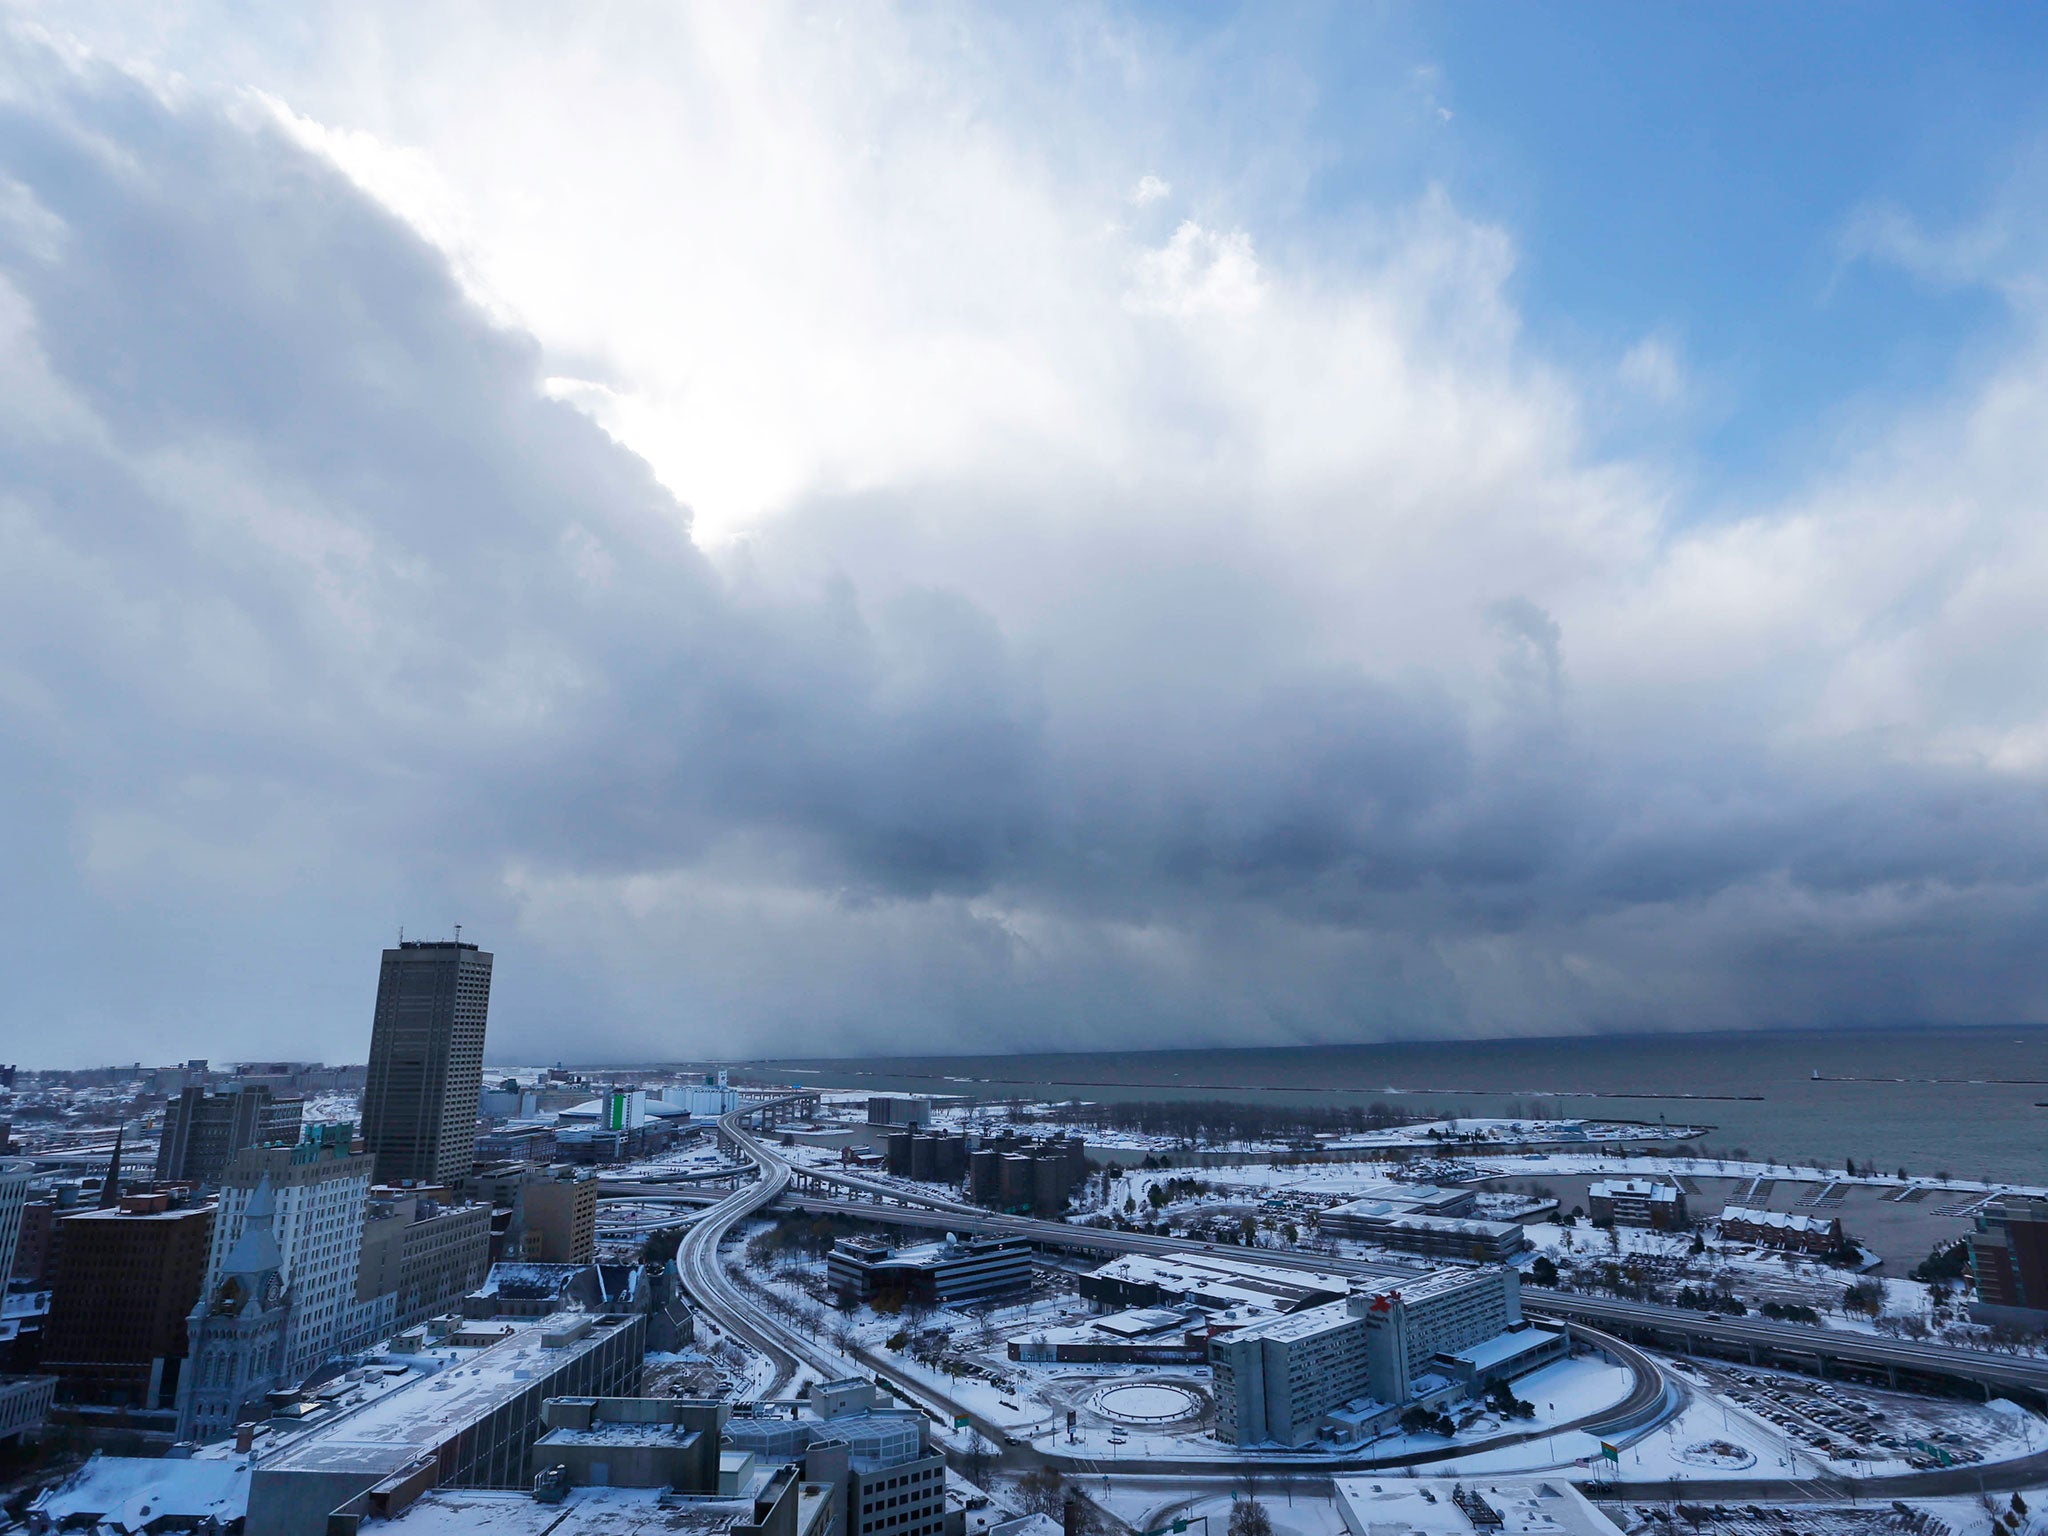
[355,1187,493,1331]
[42,1193,213,1410]
[176,1175,292,1443]
[204,1127,373,1385]
[518,1173,598,1264]
[0,1157,31,1283]
[1969,1197,2048,1327]
[155,1085,304,1187]
[361,939,492,1187]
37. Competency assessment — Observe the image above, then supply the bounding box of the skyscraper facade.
[155,1085,304,1187]
[205,1127,375,1383]
[361,940,492,1187]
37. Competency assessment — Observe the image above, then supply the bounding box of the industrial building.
[826,1235,1032,1306]
[867,1097,933,1127]
[962,1134,1087,1217]
[885,1130,969,1184]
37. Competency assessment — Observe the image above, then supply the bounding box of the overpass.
[751,1172,2048,1403]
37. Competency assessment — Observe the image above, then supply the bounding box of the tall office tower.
[156,1085,305,1187]
[361,939,493,1187]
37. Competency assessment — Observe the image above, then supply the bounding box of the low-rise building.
[1587,1178,1688,1230]
[1318,1204,1526,1262]
[1717,1205,1844,1254]
[341,1475,832,1536]
[1332,1477,1625,1536]
[826,1237,1030,1307]
[1008,1306,1213,1365]
[0,1373,56,1444]
[28,1451,253,1534]
[1077,1251,1350,1315]
[246,1311,644,1536]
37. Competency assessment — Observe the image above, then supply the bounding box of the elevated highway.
[750,1172,2048,1402]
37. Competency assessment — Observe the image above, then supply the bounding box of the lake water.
[726,1025,2048,1184]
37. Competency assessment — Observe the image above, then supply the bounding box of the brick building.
[42,1193,213,1409]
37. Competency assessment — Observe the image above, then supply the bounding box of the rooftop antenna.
[454,923,462,943]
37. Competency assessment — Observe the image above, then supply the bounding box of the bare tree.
[1228,1501,1274,1536]
[1016,1468,1066,1519]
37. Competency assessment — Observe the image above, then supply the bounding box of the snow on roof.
[370,1486,753,1536]
[1718,1205,1839,1234]
[1093,1307,1194,1338]
[32,1451,251,1529]
[259,1315,639,1480]
[474,1261,590,1296]
[1333,1477,1624,1536]
[1443,1324,1563,1372]
[1085,1251,1357,1310]
[1587,1179,1680,1201]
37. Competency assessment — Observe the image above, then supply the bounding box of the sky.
[5,4,2048,1068]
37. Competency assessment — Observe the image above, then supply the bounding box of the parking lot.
[1687,1360,2038,1471]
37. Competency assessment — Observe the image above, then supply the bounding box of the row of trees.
[1041,1097,1418,1146]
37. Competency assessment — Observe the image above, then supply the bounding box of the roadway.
[671,1098,835,1394]
[656,1109,2048,1496]
[743,1167,2048,1398]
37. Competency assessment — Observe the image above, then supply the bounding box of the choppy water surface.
[737,1026,2048,1184]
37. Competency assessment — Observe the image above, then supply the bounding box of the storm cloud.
[6,20,2048,1065]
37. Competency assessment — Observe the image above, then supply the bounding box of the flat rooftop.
[259,1315,639,1480]
[371,1487,751,1536]
[1445,1325,1563,1373]
[1087,1251,1356,1311]
[1333,1478,1623,1536]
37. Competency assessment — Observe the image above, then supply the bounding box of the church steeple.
[211,1174,285,1317]
[98,1126,124,1209]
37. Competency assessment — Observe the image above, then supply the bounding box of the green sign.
[1600,1441,1620,1463]
[954,1416,969,1430]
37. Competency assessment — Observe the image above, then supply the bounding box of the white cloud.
[7,12,2048,1063]
[1131,172,1171,205]
[1617,333,1685,406]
